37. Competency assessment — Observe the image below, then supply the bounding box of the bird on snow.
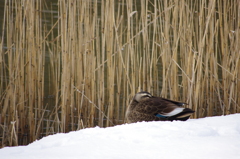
[126,91,194,123]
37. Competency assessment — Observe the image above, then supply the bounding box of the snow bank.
[1,114,240,159]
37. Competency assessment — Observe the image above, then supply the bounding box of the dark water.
[0,0,5,37]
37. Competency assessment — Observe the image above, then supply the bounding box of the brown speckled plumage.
[126,91,194,123]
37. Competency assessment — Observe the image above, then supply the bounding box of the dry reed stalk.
[0,0,53,145]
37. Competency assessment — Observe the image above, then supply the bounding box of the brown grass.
[0,0,239,147]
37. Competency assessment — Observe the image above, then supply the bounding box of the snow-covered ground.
[1,114,240,159]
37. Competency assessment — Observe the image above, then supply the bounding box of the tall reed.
[0,0,239,147]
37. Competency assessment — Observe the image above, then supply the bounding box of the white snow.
[1,114,240,159]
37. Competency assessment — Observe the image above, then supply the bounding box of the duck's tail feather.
[169,108,195,121]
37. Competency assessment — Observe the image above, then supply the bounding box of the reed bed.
[0,0,239,147]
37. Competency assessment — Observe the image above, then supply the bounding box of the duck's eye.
[142,95,151,98]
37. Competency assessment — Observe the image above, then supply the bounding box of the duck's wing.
[155,96,187,106]
[127,110,170,123]
[136,97,186,117]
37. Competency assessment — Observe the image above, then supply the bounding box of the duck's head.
[133,91,153,102]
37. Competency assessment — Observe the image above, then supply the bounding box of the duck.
[126,91,194,123]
